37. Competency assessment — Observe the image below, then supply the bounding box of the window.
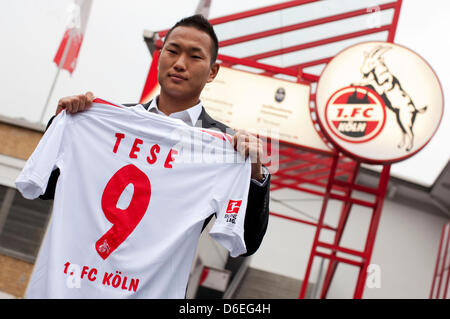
[0,185,52,263]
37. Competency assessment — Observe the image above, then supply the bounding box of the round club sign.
[315,41,444,164]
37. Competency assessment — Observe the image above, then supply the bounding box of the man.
[42,14,270,257]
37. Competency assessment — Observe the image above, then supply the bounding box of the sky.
[0,0,448,187]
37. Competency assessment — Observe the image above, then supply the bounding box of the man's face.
[158,26,219,101]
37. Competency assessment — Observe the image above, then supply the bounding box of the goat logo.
[315,41,443,163]
[353,45,427,152]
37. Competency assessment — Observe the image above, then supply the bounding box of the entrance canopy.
[146,0,402,82]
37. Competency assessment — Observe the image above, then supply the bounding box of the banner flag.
[53,0,92,74]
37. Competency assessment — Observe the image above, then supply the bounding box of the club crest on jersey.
[225,200,242,224]
[325,86,386,144]
[96,239,110,256]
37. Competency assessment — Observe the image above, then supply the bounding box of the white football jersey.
[16,98,251,298]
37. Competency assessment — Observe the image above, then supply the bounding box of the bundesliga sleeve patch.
[224,200,242,224]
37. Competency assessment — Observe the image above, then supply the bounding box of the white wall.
[249,187,448,298]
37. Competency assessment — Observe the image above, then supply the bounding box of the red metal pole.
[387,0,403,43]
[217,53,298,77]
[208,0,321,25]
[219,3,397,48]
[299,154,339,299]
[320,160,360,298]
[436,223,450,298]
[244,25,391,61]
[353,164,390,299]
[315,252,363,268]
[269,212,336,231]
[443,224,450,299]
[287,57,334,72]
[430,223,447,298]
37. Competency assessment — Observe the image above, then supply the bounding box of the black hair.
[163,14,219,66]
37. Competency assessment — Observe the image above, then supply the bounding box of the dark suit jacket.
[40,101,270,256]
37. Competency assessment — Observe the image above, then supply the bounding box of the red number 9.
[95,164,151,259]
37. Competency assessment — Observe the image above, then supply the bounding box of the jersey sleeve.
[15,111,69,199]
[209,158,252,257]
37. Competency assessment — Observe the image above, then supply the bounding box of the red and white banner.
[53,0,92,74]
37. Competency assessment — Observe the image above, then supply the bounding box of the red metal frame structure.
[430,222,450,299]
[143,0,404,299]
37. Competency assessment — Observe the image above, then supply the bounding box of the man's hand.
[232,130,264,181]
[56,92,95,115]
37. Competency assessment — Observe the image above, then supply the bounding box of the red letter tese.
[147,144,160,165]
[164,149,178,168]
[113,133,125,153]
[129,138,143,159]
